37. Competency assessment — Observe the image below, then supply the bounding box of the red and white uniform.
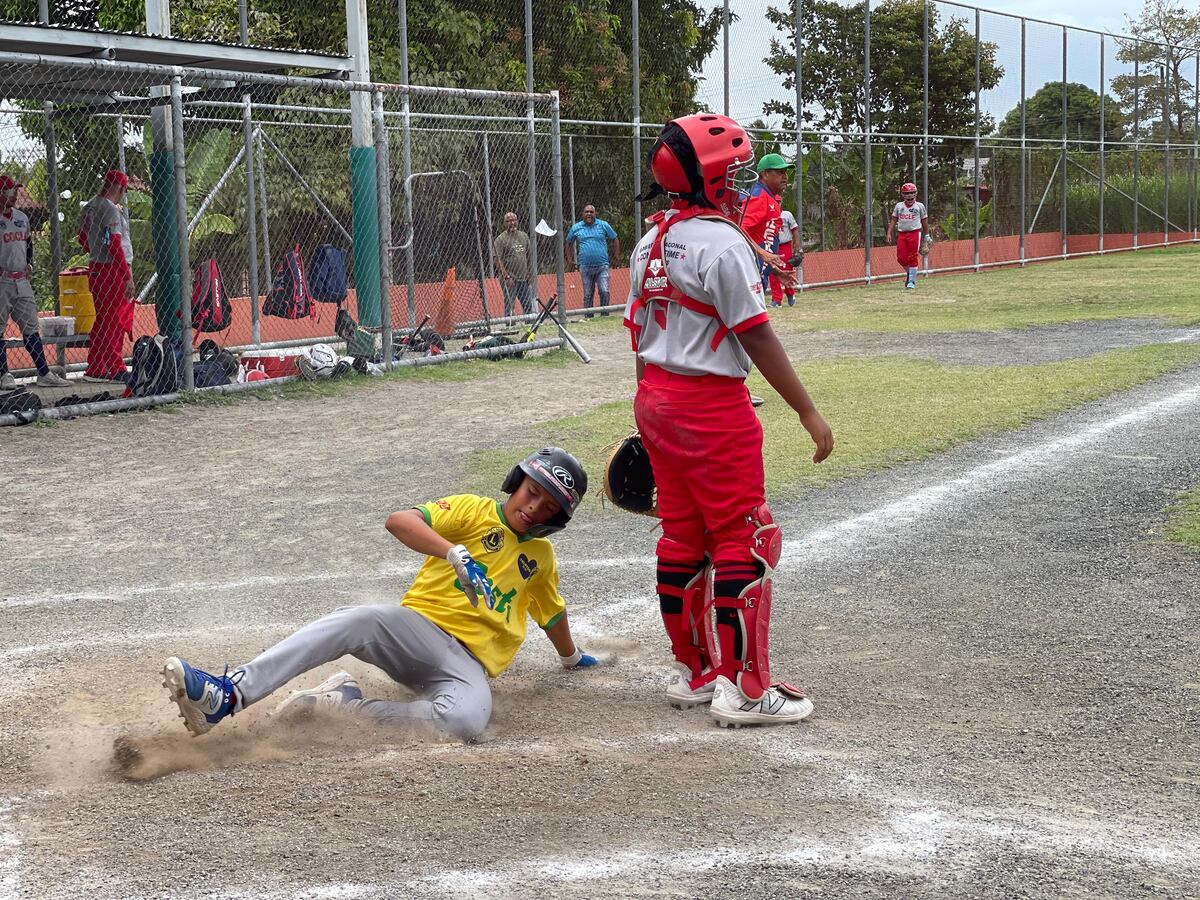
[79,195,134,379]
[769,208,798,302]
[625,205,777,692]
[0,209,37,336]
[892,200,927,269]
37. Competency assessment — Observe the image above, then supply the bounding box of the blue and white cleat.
[275,671,362,719]
[161,657,239,736]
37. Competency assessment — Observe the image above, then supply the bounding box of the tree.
[1111,0,1200,138]
[763,0,1002,138]
[996,82,1127,143]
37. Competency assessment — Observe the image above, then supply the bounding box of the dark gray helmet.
[501,447,588,537]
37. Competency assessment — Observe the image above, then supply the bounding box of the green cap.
[756,153,794,173]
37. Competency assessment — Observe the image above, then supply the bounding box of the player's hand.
[800,409,833,464]
[24,265,32,279]
[124,280,134,299]
[763,251,786,272]
[446,544,494,608]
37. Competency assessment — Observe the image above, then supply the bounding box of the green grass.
[1165,489,1200,553]
[774,246,1200,334]
[468,343,1200,504]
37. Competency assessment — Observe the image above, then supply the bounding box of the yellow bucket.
[58,267,95,335]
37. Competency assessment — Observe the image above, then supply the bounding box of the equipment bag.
[191,258,233,332]
[0,388,42,421]
[193,338,238,388]
[128,334,182,398]
[308,244,348,304]
[263,245,316,320]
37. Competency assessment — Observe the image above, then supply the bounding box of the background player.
[627,114,834,728]
[738,153,793,306]
[768,198,800,307]
[162,448,599,743]
[0,175,69,389]
[78,170,134,383]
[885,182,928,290]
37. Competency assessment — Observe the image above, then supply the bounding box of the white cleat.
[36,371,71,387]
[665,662,716,709]
[709,675,814,728]
[275,671,362,718]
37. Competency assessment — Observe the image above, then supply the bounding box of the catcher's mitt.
[919,233,934,256]
[602,432,657,516]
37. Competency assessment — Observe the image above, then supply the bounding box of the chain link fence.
[1,51,567,423]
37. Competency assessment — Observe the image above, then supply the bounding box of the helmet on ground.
[900,182,918,194]
[640,114,755,220]
[306,343,338,375]
[501,447,588,537]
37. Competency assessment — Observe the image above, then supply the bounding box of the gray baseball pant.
[235,604,492,740]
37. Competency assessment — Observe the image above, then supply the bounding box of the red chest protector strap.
[625,205,731,353]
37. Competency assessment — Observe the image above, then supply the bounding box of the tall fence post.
[398,0,416,327]
[242,95,261,345]
[1060,26,1068,259]
[723,0,730,116]
[170,77,195,391]
[922,0,929,274]
[863,0,873,283]
[1193,53,1198,243]
[973,8,981,272]
[1019,16,1026,264]
[567,134,576,227]
[632,0,642,230]
[1162,63,1170,245]
[481,132,495,280]
[524,0,539,289]
[1134,40,1140,249]
[44,104,60,315]
[551,92,567,323]
[794,0,803,290]
[255,132,271,287]
[1098,35,1105,253]
[373,90,394,370]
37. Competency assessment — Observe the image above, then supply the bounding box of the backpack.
[128,334,182,398]
[0,388,42,423]
[191,259,233,333]
[193,339,238,388]
[308,244,348,304]
[263,246,316,320]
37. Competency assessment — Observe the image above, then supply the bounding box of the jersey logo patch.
[434,500,451,511]
[518,554,538,580]
[482,527,505,553]
[648,258,663,275]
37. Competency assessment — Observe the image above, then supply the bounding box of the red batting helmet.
[900,182,918,194]
[640,114,755,220]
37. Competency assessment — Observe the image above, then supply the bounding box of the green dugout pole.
[150,151,181,339]
[350,145,381,328]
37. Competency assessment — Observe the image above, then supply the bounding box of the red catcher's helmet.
[643,114,755,220]
[900,182,918,194]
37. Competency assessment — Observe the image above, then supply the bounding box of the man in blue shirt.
[566,204,620,318]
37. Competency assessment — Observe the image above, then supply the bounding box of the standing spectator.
[79,170,134,383]
[566,204,619,318]
[739,154,793,307]
[493,211,533,318]
[885,182,929,291]
[0,175,69,389]
[767,199,801,307]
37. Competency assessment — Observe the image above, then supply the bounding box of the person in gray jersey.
[0,174,69,389]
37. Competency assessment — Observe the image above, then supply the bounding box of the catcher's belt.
[602,432,656,516]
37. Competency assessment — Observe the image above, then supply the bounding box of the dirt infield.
[2,318,1199,898]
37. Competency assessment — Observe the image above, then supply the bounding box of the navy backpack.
[308,244,348,304]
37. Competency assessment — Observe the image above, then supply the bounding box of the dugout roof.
[0,21,351,102]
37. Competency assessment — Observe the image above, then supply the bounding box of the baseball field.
[2,247,1199,898]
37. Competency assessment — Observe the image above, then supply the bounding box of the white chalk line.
[0,797,18,900]
[0,622,296,663]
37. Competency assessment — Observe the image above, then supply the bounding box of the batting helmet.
[639,114,755,220]
[900,182,918,194]
[501,447,588,537]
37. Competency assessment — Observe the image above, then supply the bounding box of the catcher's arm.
[738,323,833,463]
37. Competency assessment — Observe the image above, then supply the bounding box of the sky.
[696,0,1159,130]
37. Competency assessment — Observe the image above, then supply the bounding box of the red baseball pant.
[85,262,132,379]
[896,230,921,269]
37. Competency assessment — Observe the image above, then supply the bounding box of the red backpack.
[191,258,233,332]
[263,245,316,320]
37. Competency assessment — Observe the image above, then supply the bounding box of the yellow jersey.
[402,494,566,677]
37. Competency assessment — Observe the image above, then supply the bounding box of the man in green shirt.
[493,212,533,318]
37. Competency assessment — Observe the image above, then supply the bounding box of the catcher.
[621,113,833,728]
[161,448,598,743]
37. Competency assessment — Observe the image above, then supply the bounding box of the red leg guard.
[710,505,782,701]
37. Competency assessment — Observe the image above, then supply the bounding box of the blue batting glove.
[447,544,494,608]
